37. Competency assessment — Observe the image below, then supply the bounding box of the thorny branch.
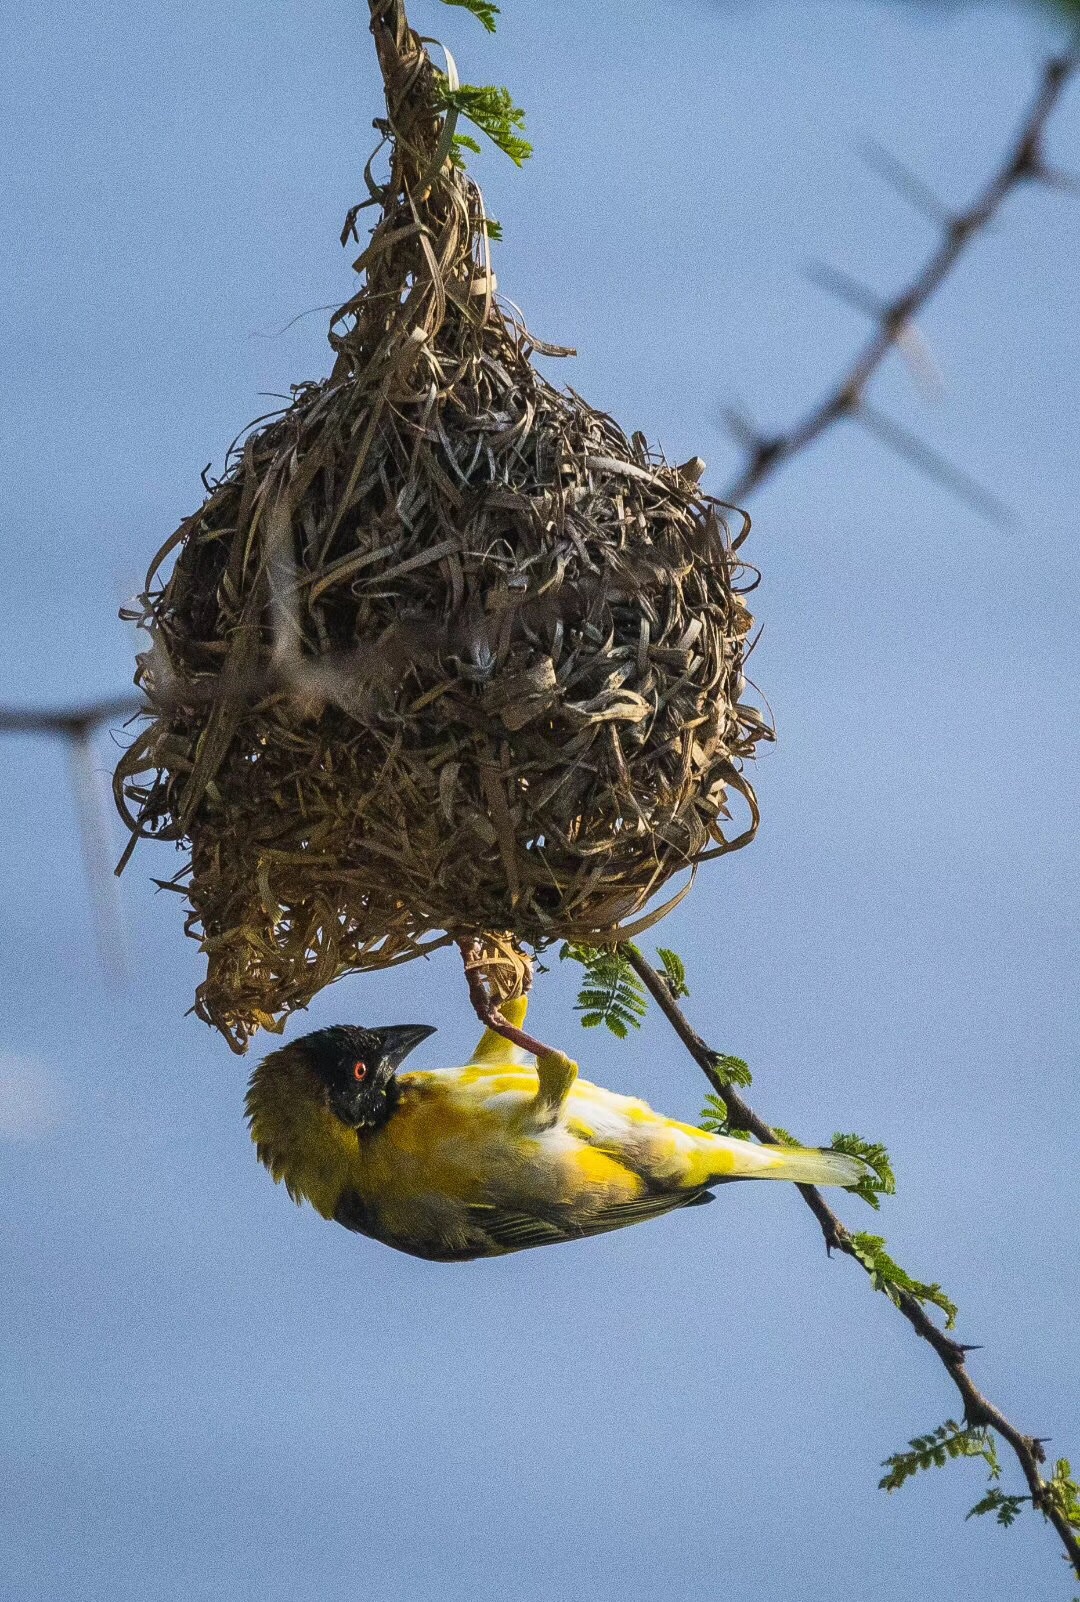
[625,945,1080,1582]
[0,697,140,739]
[723,51,1078,509]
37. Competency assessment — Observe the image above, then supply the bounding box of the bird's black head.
[299,1024,436,1131]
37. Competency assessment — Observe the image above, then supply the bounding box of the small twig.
[625,945,1080,1581]
[725,52,1078,507]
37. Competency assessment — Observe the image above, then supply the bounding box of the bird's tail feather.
[704,1137,867,1189]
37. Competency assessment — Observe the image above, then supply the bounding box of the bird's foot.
[535,1048,578,1117]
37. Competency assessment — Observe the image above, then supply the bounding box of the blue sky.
[1,2,1078,1598]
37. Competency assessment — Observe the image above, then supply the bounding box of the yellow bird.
[246,996,867,1261]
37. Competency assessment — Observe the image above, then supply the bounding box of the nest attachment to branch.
[113,1,770,1051]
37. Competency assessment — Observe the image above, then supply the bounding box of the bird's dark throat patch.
[298,1022,432,1131]
[329,1076,401,1136]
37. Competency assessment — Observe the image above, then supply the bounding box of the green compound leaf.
[698,1092,752,1140]
[560,943,647,1039]
[435,80,532,165]
[849,1232,959,1329]
[699,1092,729,1133]
[439,0,500,32]
[656,947,690,999]
[830,1132,897,1211]
[880,1419,1000,1494]
[882,1419,1046,1544]
[1045,1459,1080,1529]
[967,1488,1029,1527]
[708,1053,753,1088]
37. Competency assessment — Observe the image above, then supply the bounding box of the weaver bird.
[246,997,867,1261]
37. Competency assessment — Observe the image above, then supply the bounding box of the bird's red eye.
[352,1061,367,1082]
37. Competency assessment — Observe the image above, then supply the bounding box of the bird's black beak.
[374,1024,436,1070]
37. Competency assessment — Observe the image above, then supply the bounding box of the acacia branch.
[724,51,1078,506]
[0,696,140,738]
[625,944,1080,1580]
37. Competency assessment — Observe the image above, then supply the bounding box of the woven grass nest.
[114,0,771,1052]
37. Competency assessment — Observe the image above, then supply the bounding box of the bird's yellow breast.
[248,1055,653,1224]
[371,1069,654,1205]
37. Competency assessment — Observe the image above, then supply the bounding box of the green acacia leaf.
[881,1419,998,1493]
[709,1053,752,1088]
[560,943,647,1039]
[439,0,500,32]
[434,80,532,166]
[699,1092,729,1132]
[849,1232,959,1328]
[967,1489,1028,1526]
[656,947,690,998]
[831,1132,896,1211]
[698,1091,754,1140]
[1045,1459,1080,1527]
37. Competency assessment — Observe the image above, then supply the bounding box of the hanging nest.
[114,0,771,1052]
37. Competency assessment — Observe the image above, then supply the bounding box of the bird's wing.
[466,1186,713,1252]
[575,1186,714,1232]
[464,1206,576,1251]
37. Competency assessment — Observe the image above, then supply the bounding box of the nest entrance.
[114,0,770,1051]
